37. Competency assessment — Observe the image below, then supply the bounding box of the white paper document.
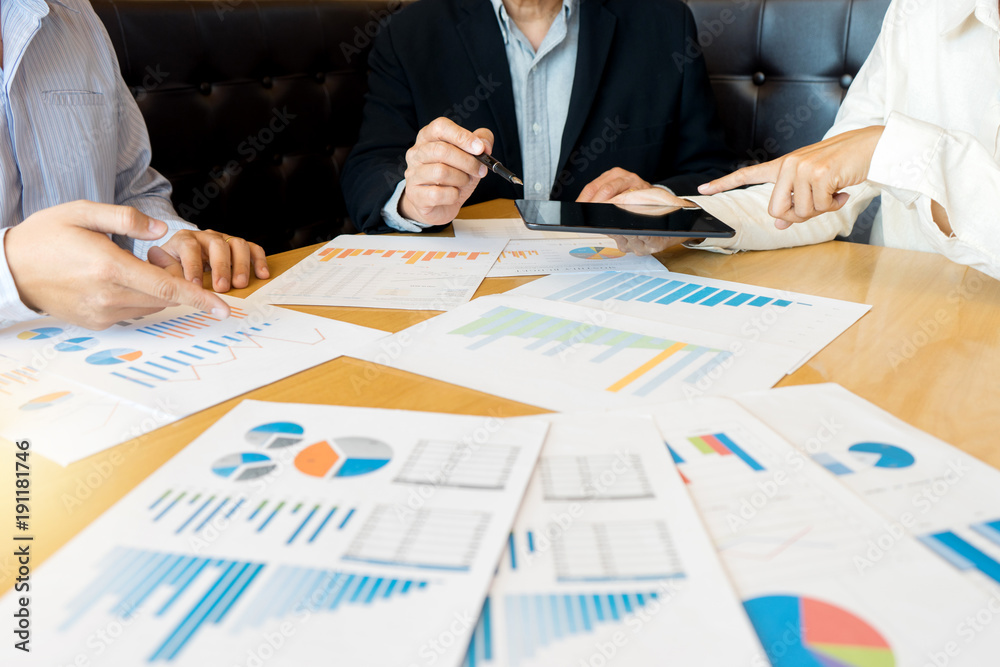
[737,383,1000,597]
[250,235,506,310]
[486,240,667,277]
[0,297,385,464]
[511,271,871,373]
[631,397,1000,667]
[0,354,164,465]
[461,413,766,666]
[351,294,804,411]
[0,401,548,667]
[452,217,599,240]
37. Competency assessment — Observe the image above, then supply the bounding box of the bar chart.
[60,547,266,662]
[237,564,428,628]
[539,454,654,500]
[919,522,1000,587]
[485,239,665,277]
[320,246,494,264]
[394,440,521,490]
[449,306,731,397]
[148,489,357,546]
[551,520,685,582]
[688,432,766,472]
[540,271,797,309]
[500,592,660,667]
[344,505,491,571]
[512,272,871,371]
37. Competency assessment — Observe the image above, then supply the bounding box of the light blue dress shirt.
[0,0,194,327]
[381,0,579,232]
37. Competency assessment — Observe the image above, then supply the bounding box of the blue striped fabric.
[0,0,195,326]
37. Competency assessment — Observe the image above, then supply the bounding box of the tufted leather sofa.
[93,0,891,253]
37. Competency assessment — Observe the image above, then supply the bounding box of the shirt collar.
[490,0,575,45]
[941,0,998,35]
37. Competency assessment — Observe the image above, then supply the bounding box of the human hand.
[697,126,885,228]
[578,168,652,203]
[5,201,231,330]
[606,188,700,255]
[153,229,269,292]
[399,117,496,226]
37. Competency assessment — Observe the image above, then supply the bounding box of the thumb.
[65,201,169,240]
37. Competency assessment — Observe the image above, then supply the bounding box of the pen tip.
[513,177,523,186]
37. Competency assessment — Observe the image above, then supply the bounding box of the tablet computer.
[516,200,735,238]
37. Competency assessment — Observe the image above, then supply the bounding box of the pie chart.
[20,391,73,411]
[17,327,63,341]
[246,422,305,449]
[569,246,626,260]
[55,337,100,352]
[86,349,143,365]
[744,595,895,666]
[294,437,393,478]
[848,442,915,469]
[212,453,277,481]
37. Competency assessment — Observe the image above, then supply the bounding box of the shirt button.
[534,183,543,192]
[532,123,542,134]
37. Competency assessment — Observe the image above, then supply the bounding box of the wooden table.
[3,198,999,594]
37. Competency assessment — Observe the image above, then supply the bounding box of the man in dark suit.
[343,0,734,234]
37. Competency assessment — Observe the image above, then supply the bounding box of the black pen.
[475,153,523,186]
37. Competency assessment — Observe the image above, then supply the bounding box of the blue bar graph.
[921,531,1000,585]
[972,520,1000,547]
[61,548,264,662]
[462,598,494,667]
[501,593,659,667]
[237,564,427,628]
[811,452,853,476]
[147,490,346,546]
[540,271,798,312]
[450,306,727,397]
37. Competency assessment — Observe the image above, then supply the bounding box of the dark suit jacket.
[343,0,736,234]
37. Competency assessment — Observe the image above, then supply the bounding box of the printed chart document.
[452,217,598,241]
[250,235,506,310]
[629,398,1000,667]
[0,355,163,465]
[511,271,871,373]
[351,294,804,411]
[737,383,1000,597]
[0,297,385,464]
[461,414,766,667]
[487,240,667,277]
[0,401,548,667]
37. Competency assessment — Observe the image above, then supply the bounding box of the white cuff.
[867,112,946,208]
[130,219,197,261]
[0,228,45,328]
[382,180,433,232]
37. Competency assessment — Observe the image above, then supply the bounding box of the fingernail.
[191,277,201,284]
[479,165,488,178]
[148,218,167,233]
[212,307,228,318]
[218,278,229,291]
[471,139,485,153]
[698,184,710,194]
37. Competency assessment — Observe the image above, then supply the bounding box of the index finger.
[419,117,487,155]
[698,161,782,195]
[116,254,230,317]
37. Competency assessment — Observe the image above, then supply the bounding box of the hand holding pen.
[399,117,522,227]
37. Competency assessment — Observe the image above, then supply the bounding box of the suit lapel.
[557,0,616,173]
[456,0,523,173]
